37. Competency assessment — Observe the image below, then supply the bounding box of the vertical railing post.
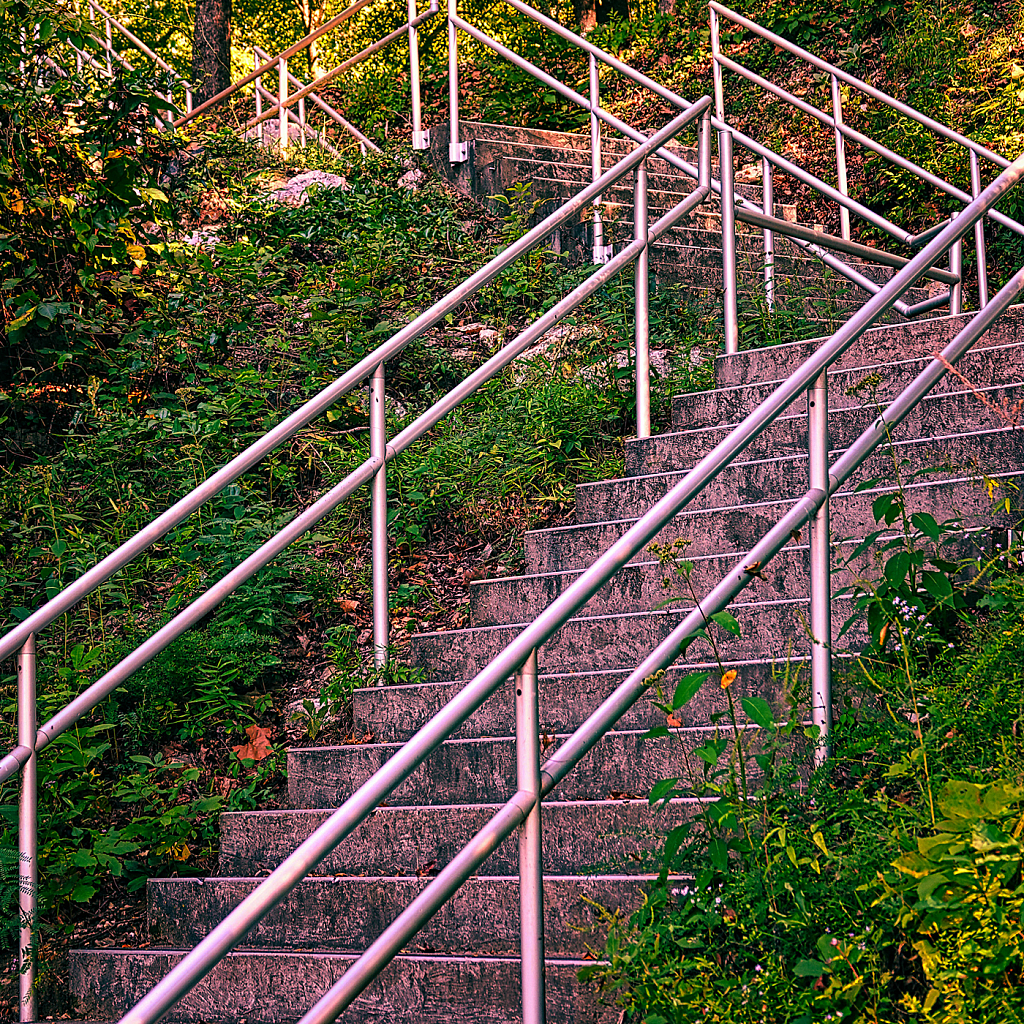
[447,0,467,162]
[104,16,112,74]
[409,0,429,149]
[185,86,193,114]
[762,156,774,312]
[278,58,289,154]
[830,73,851,242]
[808,374,831,767]
[370,363,389,670]
[720,128,739,355]
[634,158,651,439]
[589,54,608,264]
[515,649,545,1024]
[709,5,724,123]
[949,211,963,316]
[18,635,38,1024]
[298,94,307,148]
[254,51,263,145]
[970,151,989,308]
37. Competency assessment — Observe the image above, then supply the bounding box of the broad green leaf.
[741,696,775,730]
[672,671,708,710]
[794,959,827,977]
[642,726,670,740]
[648,778,680,807]
[710,610,741,637]
[911,512,941,540]
[921,570,953,601]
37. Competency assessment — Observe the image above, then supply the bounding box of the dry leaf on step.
[232,724,274,763]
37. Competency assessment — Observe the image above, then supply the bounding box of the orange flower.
[720,670,737,689]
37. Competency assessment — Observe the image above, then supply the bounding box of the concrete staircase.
[70,301,1024,1021]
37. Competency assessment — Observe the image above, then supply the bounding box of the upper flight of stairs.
[427,120,933,322]
[70,303,1024,1022]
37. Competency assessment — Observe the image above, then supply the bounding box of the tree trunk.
[573,0,629,32]
[192,0,232,105]
[573,0,596,33]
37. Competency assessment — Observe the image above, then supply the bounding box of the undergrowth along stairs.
[70,306,1024,1022]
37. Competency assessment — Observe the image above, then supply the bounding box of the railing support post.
[447,0,467,162]
[830,73,851,242]
[634,158,651,439]
[762,155,774,312]
[278,57,289,154]
[970,153,989,308]
[254,51,263,145]
[515,649,545,1024]
[720,128,739,355]
[949,211,963,316]
[589,54,609,264]
[409,0,429,149]
[370,363,389,669]
[709,5,724,122]
[808,373,831,767]
[18,634,37,1023]
[298,95,307,148]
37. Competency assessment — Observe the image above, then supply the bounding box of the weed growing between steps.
[583,481,1024,1022]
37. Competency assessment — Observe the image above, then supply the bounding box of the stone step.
[70,948,615,1024]
[218,799,703,876]
[525,473,1013,572]
[632,383,1024,475]
[576,426,1022,525]
[287,721,768,808]
[354,656,806,742]
[407,595,855,683]
[674,336,1024,432]
[709,306,1024,389]
[146,874,659,958]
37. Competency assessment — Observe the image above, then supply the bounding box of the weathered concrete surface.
[70,949,618,1023]
[287,723,768,807]
[218,799,703,877]
[146,875,658,957]
[525,474,1017,572]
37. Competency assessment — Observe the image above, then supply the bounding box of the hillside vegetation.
[1,0,1023,1020]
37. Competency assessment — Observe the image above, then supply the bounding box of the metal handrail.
[116,151,1024,1024]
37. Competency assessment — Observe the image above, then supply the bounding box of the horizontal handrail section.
[117,150,1024,1024]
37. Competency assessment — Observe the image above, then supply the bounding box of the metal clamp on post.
[515,649,545,1024]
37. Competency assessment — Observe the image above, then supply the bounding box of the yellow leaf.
[126,244,146,263]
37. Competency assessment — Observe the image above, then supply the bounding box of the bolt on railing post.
[634,158,651,439]
[447,0,467,162]
[970,153,989,308]
[830,73,851,242]
[278,57,289,154]
[515,648,545,1024]
[762,155,774,312]
[409,0,428,149]
[949,211,963,316]
[370,362,389,670]
[254,51,263,145]
[589,53,608,264]
[720,128,739,355]
[807,373,831,767]
[18,634,38,1023]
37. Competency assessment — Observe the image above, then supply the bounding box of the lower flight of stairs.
[69,307,1024,1022]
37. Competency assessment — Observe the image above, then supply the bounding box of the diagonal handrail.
[117,150,1024,1024]
[0,101,710,782]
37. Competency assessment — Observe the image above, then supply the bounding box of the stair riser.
[408,600,856,682]
[576,430,1024,525]
[674,344,1024,430]
[711,310,1024,388]
[148,876,649,958]
[630,385,1024,475]
[526,477,1010,571]
[71,950,615,1024]
[354,660,797,742]
[288,726,774,807]
[218,801,701,877]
